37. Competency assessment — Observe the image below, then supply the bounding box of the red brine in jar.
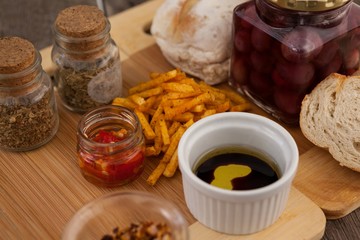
[229,0,360,124]
[77,106,145,187]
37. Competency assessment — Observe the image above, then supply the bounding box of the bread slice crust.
[300,73,360,172]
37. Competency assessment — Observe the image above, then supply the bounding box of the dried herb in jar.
[56,58,121,111]
[0,36,59,151]
[52,5,122,113]
[0,91,57,150]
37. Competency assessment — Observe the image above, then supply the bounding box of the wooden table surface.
[2,0,360,239]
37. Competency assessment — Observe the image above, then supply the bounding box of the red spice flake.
[101,221,173,240]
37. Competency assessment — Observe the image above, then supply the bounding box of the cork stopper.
[54,5,109,60]
[55,5,106,38]
[0,37,35,74]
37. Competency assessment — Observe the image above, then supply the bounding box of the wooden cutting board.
[188,188,324,240]
[121,46,327,239]
[294,147,360,219]
[0,0,349,239]
[101,0,360,219]
[123,41,360,220]
[1,41,326,240]
[2,16,328,240]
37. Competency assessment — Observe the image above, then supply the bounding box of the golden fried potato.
[112,69,250,185]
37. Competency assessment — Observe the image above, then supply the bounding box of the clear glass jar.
[229,0,360,124]
[0,37,59,151]
[52,5,122,113]
[62,191,189,240]
[77,105,146,187]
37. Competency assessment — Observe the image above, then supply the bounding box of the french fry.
[170,69,186,81]
[154,120,163,155]
[129,69,177,95]
[147,126,185,185]
[162,126,184,163]
[129,94,146,106]
[191,104,205,113]
[214,100,231,113]
[145,146,157,157]
[165,91,201,100]
[112,69,251,185]
[150,104,164,129]
[112,97,137,110]
[199,83,226,101]
[183,118,194,129]
[178,78,202,92]
[163,148,178,177]
[152,95,163,109]
[168,121,181,137]
[168,99,190,107]
[134,108,156,140]
[161,82,195,93]
[137,96,158,114]
[230,103,252,112]
[220,88,248,104]
[164,92,214,120]
[149,72,160,79]
[201,109,217,118]
[135,87,163,98]
[173,112,194,122]
[159,115,170,146]
[146,161,167,186]
[161,144,169,154]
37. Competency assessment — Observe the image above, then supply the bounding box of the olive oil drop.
[194,146,280,190]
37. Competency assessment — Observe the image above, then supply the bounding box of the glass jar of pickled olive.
[77,105,146,187]
[0,37,59,151]
[52,5,122,113]
[229,0,360,124]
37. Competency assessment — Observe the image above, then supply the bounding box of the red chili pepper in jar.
[77,106,146,187]
[78,148,145,185]
[78,127,145,186]
[92,129,127,143]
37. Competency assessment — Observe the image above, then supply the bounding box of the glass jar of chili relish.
[229,0,360,124]
[77,105,145,187]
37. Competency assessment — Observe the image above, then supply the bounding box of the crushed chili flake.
[92,129,128,143]
[101,221,173,240]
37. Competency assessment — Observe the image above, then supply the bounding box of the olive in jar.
[229,0,360,124]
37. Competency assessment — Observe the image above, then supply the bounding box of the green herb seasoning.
[56,58,121,111]
[52,5,122,113]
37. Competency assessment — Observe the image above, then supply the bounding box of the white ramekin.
[178,112,298,235]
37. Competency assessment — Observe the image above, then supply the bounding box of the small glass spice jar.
[52,5,122,113]
[229,0,360,124]
[0,37,59,151]
[77,105,146,187]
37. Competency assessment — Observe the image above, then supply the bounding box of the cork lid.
[0,37,36,74]
[55,5,106,38]
[266,0,349,11]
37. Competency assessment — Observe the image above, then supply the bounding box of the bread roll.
[300,73,360,172]
[151,0,244,85]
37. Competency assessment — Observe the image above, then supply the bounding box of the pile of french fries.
[112,69,251,185]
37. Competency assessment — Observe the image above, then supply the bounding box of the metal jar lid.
[266,0,350,11]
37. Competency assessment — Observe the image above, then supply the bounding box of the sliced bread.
[300,73,360,172]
